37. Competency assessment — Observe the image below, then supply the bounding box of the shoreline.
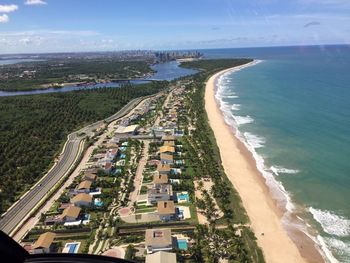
[205,62,325,263]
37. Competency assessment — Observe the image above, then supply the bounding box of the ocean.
[202,46,350,262]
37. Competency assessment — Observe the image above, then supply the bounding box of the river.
[0,60,197,97]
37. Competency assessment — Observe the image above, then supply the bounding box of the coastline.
[205,62,325,263]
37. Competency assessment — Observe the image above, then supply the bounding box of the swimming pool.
[177,239,188,250]
[176,192,189,202]
[63,242,80,253]
[68,243,77,253]
[94,198,103,207]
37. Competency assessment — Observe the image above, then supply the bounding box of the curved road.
[0,96,147,235]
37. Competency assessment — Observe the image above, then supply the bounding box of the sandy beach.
[205,63,324,263]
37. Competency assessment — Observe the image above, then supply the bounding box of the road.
[0,96,147,236]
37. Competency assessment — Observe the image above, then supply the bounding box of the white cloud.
[0,14,9,23]
[0,30,100,38]
[25,0,47,5]
[0,4,18,13]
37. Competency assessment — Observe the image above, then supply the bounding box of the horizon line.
[0,43,349,57]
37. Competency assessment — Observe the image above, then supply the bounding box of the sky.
[0,0,349,54]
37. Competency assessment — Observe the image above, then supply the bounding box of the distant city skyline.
[0,0,349,54]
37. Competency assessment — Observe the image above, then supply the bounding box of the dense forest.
[0,82,165,214]
[0,59,154,91]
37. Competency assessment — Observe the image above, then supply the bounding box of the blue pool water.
[67,243,78,253]
[177,239,188,250]
[177,193,189,202]
[94,199,103,207]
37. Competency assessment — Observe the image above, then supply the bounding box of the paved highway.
[0,96,146,235]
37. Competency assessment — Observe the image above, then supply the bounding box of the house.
[83,173,96,182]
[163,140,175,147]
[84,168,98,174]
[145,251,177,263]
[160,153,173,165]
[148,184,173,204]
[106,142,118,149]
[157,164,171,175]
[58,203,71,212]
[159,146,175,154]
[145,229,173,254]
[44,215,62,225]
[115,124,139,136]
[157,201,176,221]
[106,148,118,160]
[71,193,92,207]
[76,180,92,194]
[102,162,112,173]
[61,206,81,222]
[162,135,176,142]
[153,174,168,185]
[33,232,56,254]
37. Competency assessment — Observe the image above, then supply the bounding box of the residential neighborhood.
[16,77,251,262]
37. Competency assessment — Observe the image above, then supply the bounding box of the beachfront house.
[159,146,175,154]
[145,228,173,254]
[157,164,171,175]
[145,251,177,263]
[148,184,173,204]
[163,140,175,147]
[75,180,92,194]
[61,206,81,222]
[160,153,174,165]
[153,174,168,186]
[83,173,96,182]
[101,162,113,173]
[33,232,56,254]
[115,124,139,137]
[157,201,176,221]
[71,193,93,207]
[162,135,176,142]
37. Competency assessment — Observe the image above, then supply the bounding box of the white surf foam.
[270,166,300,176]
[231,104,241,111]
[323,237,350,263]
[215,59,342,263]
[233,115,254,125]
[309,207,350,237]
[316,235,341,263]
[216,59,295,213]
[224,95,239,99]
[243,132,265,148]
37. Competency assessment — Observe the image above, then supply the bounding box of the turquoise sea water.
[203,46,350,262]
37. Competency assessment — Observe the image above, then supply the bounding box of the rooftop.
[157,201,175,215]
[145,251,176,263]
[77,180,92,190]
[71,193,92,204]
[160,153,173,161]
[162,135,176,141]
[33,232,56,249]
[115,124,139,134]
[157,163,171,171]
[159,145,175,153]
[145,229,172,247]
[153,174,168,184]
[61,206,81,219]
